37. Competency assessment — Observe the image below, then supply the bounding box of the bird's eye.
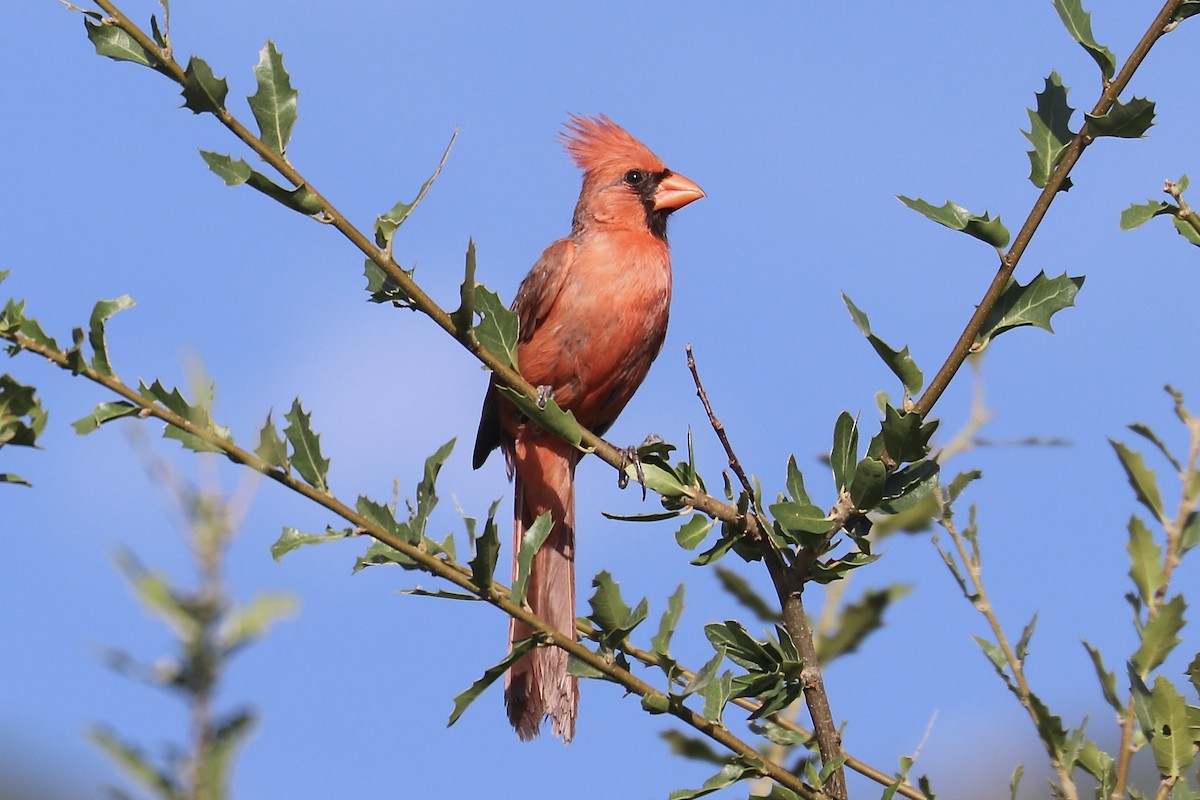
[623,170,645,186]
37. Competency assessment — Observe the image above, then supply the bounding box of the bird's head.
[561,115,704,239]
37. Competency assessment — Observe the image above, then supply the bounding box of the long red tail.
[505,434,579,742]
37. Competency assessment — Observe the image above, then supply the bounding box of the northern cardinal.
[472,115,703,742]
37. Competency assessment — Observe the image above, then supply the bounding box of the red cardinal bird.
[472,115,703,742]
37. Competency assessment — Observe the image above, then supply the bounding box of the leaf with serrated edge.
[88,296,135,377]
[448,638,536,727]
[1132,594,1185,676]
[1053,0,1117,79]
[651,584,686,656]
[511,513,552,606]
[270,526,352,561]
[472,285,519,369]
[1127,515,1166,605]
[1121,199,1175,230]
[72,401,138,435]
[283,398,330,492]
[468,504,501,592]
[975,271,1084,350]
[1083,641,1122,712]
[495,386,581,448]
[1023,72,1076,190]
[1086,97,1156,139]
[248,41,298,156]
[180,57,228,115]
[897,196,1010,249]
[1149,675,1195,778]
[1111,440,1166,524]
[254,412,289,470]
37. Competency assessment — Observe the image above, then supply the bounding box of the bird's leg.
[535,385,555,409]
[617,434,662,500]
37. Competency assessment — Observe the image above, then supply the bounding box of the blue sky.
[3,2,1199,798]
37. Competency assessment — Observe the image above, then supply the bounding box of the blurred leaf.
[1077,739,1115,784]
[1133,594,1186,676]
[113,548,195,639]
[651,583,686,656]
[660,729,729,766]
[714,566,780,623]
[88,295,135,377]
[1052,0,1117,79]
[1127,516,1166,605]
[248,40,298,156]
[1129,422,1181,472]
[897,196,1010,249]
[817,584,911,664]
[204,708,256,795]
[831,411,858,492]
[1008,765,1023,800]
[1086,97,1156,139]
[254,411,289,470]
[180,56,228,115]
[1082,641,1122,712]
[975,271,1084,351]
[269,525,352,561]
[669,756,761,800]
[1111,440,1166,524]
[681,646,726,698]
[1016,614,1038,662]
[842,294,924,395]
[587,570,648,646]
[511,513,553,607]
[1023,72,1076,189]
[1028,691,1067,756]
[1,375,49,449]
[447,638,536,727]
[809,551,880,584]
[675,513,715,550]
[88,726,183,800]
[881,406,939,464]
[947,469,982,502]
[219,593,297,655]
[1121,198,1175,230]
[1149,676,1194,778]
[467,502,501,592]
[283,398,330,492]
[974,635,1011,684]
[850,457,886,511]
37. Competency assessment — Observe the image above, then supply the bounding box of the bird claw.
[618,440,652,501]
[535,385,555,409]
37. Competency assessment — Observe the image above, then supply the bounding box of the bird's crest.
[561,115,665,176]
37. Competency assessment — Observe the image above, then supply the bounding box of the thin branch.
[914,0,1186,420]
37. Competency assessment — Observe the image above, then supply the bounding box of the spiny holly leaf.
[1132,594,1186,677]
[473,285,519,369]
[1188,653,1200,699]
[1023,72,1076,190]
[88,296,135,377]
[0,375,48,450]
[842,294,924,395]
[180,57,228,115]
[198,151,322,216]
[511,512,553,607]
[1149,675,1195,778]
[1110,440,1166,524]
[356,495,410,543]
[363,258,416,307]
[495,387,581,450]
[897,196,1010,249]
[254,411,289,471]
[373,130,457,251]
[587,570,649,646]
[974,271,1084,351]
[880,405,938,465]
[283,398,330,492]
[1127,515,1166,605]
[269,526,353,561]
[411,438,455,542]
[1082,640,1122,712]
[1120,199,1175,230]
[450,240,477,337]
[1086,97,1156,139]
[448,638,536,727]
[467,501,502,592]
[650,583,686,656]
[248,41,298,157]
[1053,0,1117,80]
[817,585,912,664]
[71,400,138,435]
[138,379,230,453]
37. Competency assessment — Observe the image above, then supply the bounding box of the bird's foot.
[535,385,555,409]
[618,435,662,500]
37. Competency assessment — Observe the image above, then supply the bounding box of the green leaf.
[1187,652,1200,699]
[897,196,1010,249]
[681,646,726,698]
[199,150,253,185]
[1016,614,1038,662]
[71,400,138,435]
[1133,594,1186,676]
[1150,675,1195,778]
[587,570,649,646]
[675,513,715,550]
[1173,214,1200,247]
[254,411,289,470]
[651,584,686,656]
[660,730,729,766]
[472,285,519,369]
[809,551,880,584]
[1,375,49,447]
[269,525,352,561]
[1023,72,1076,190]
[1111,440,1166,524]
[356,495,409,542]
[448,638,537,727]
[1052,0,1117,79]
[817,585,911,664]
[180,56,228,115]
[1129,422,1182,473]
[219,593,298,655]
[137,379,230,453]
[1082,641,1122,712]
[1127,516,1166,606]
[198,151,322,215]
[785,455,811,505]
[974,271,1084,350]
[283,398,330,493]
[769,501,835,535]
[83,20,159,70]
[947,469,982,502]
[88,726,183,800]
[668,757,761,800]
[842,294,924,395]
[450,239,477,337]
[1086,97,1156,139]
[467,502,501,593]
[87,296,135,377]
[714,567,780,623]
[701,670,734,723]
[881,406,938,464]
[831,411,858,492]
[879,460,940,514]
[248,40,298,156]
[495,386,582,450]
[705,621,777,671]
[413,439,455,540]
[1121,199,1175,230]
[373,129,457,251]
[850,457,886,511]
[1028,691,1068,757]
[363,258,416,307]
[511,513,553,607]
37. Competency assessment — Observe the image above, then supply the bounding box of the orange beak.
[653,171,705,211]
